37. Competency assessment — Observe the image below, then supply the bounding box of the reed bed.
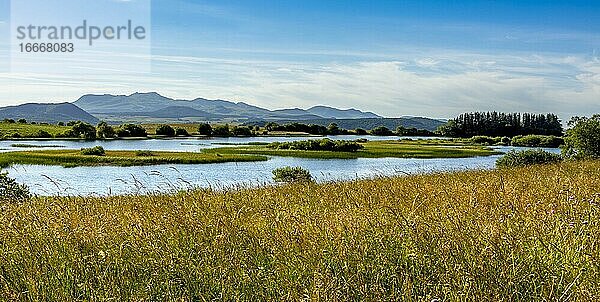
[0,161,599,300]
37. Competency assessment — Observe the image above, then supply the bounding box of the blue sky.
[1,0,600,119]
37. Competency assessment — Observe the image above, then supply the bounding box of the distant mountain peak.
[72,92,382,122]
[0,103,98,124]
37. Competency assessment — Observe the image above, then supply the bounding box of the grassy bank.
[0,161,598,300]
[207,139,501,159]
[0,150,267,168]
[0,123,70,138]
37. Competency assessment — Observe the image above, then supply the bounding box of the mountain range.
[0,103,99,124]
[0,92,445,131]
[73,92,381,122]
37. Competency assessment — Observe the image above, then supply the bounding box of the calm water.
[1,137,560,196]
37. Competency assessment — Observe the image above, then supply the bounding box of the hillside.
[0,103,99,124]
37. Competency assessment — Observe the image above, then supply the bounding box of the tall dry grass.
[0,161,599,300]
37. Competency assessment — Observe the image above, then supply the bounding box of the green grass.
[0,161,598,300]
[0,149,267,168]
[0,122,70,138]
[206,139,501,159]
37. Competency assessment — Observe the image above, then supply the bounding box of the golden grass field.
[0,161,599,300]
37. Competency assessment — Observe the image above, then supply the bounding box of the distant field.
[0,149,267,168]
[0,160,598,300]
[206,140,501,159]
[0,123,69,138]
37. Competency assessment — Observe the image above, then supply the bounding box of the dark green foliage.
[327,123,341,135]
[370,126,393,136]
[511,135,564,148]
[155,125,176,137]
[96,122,116,139]
[3,119,15,123]
[197,123,213,136]
[80,146,106,156]
[267,139,364,152]
[116,124,147,137]
[496,149,562,168]
[57,122,65,126]
[264,122,329,135]
[135,150,155,157]
[17,119,27,124]
[232,126,252,136]
[354,128,367,135]
[34,130,52,138]
[272,166,313,183]
[0,171,30,203]
[437,112,563,137]
[562,115,600,159]
[212,125,231,137]
[71,121,97,139]
[175,128,189,136]
[471,136,500,145]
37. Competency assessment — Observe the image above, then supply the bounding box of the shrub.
[511,135,564,148]
[34,130,52,138]
[354,128,367,135]
[496,149,562,168]
[156,125,176,137]
[232,126,252,136]
[3,119,15,123]
[471,136,499,145]
[212,125,231,137]
[71,121,97,139]
[96,122,116,139]
[117,124,147,137]
[0,171,30,203]
[267,139,364,152]
[562,115,600,160]
[370,126,393,136]
[197,123,213,136]
[175,128,189,136]
[17,118,27,124]
[81,146,106,156]
[135,150,154,157]
[272,166,313,183]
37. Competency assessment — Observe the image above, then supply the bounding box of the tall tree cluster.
[437,112,563,137]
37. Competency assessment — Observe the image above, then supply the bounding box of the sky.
[1,0,600,119]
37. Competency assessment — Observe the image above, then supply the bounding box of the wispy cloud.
[1,51,598,120]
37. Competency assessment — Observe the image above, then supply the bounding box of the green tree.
[197,123,213,136]
[232,126,252,136]
[327,123,341,135]
[371,126,393,136]
[265,122,280,132]
[562,115,600,159]
[117,124,147,137]
[17,118,27,124]
[175,128,189,136]
[156,124,176,137]
[212,124,231,137]
[96,122,116,139]
[0,170,30,203]
[71,122,97,139]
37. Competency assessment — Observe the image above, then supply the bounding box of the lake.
[1,136,560,196]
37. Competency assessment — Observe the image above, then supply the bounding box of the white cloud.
[0,52,599,120]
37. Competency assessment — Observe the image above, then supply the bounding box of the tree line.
[436,112,563,137]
